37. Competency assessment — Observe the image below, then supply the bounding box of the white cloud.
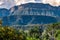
[0,0,60,9]
[14,0,60,6]
[0,0,15,9]
[42,0,60,6]
[0,1,4,5]
[14,0,37,5]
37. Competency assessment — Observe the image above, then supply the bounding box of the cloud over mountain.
[0,0,15,9]
[14,0,42,5]
[43,0,60,6]
[0,0,60,9]
[15,0,60,6]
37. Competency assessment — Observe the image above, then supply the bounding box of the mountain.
[1,3,60,26]
[9,3,60,16]
[0,8,10,17]
[2,15,57,26]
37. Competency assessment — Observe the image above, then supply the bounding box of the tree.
[0,26,26,40]
[45,23,60,40]
[29,25,44,40]
[0,20,2,26]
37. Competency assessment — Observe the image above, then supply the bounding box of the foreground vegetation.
[0,20,60,40]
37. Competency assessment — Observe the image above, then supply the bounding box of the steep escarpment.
[0,3,60,26]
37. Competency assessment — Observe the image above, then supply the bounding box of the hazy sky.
[0,0,60,9]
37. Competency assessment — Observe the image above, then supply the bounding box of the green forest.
[0,20,60,40]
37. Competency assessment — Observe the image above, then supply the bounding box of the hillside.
[0,3,60,26]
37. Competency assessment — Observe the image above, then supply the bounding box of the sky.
[0,0,60,9]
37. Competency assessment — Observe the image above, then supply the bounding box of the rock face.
[9,3,60,16]
[0,3,60,26]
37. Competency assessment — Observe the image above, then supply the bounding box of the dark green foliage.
[0,21,60,40]
[0,26,26,40]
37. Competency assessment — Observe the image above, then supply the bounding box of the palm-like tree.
[45,23,60,40]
